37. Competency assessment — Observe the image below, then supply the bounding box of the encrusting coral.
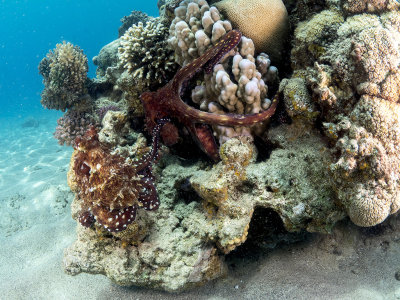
[285,3,400,226]
[39,41,89,111]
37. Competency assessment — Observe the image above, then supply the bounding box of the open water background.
[0,0,158,120]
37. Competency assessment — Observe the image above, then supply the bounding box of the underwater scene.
[1,0,400,298]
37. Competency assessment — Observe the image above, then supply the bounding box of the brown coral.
[39,41,89,111]
[118,18,178,90]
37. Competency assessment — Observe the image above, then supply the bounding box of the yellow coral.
[215,0,289,61]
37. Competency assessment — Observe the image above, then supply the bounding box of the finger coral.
[39,41,89,111]
[168,0,279,144]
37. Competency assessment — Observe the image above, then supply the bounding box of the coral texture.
[63,125,342,291]
[39,41,88,111]
[141,29,278,161]
[119,18,178,90]
[57,0,400,292]
[118,10,153,37]
[92,39,121,77]
[54,110,95,146]
[286,5,400,226]
[343,0,399,14]
[214,0,289,61]
[168,0,279,144]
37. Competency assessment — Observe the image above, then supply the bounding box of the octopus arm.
[171,30,242,92]
[91,205,137,232]
[174,94,279,126]
[189,123,220,161]
[134,118,170,172]
[138,179,160,211]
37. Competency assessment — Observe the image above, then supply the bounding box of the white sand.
[0,114,399,300]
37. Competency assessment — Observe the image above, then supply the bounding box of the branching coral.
[118,10,153,37]
[118,18,178,90]
[54,110,95,146]
[39,41,89,111]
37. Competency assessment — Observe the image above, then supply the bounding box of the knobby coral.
[141,30,278,161]
[168,0,279,144]
[39,41,89,111]
[285,5,400,226]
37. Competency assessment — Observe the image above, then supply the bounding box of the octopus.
[140,29,278,161]
[71,119,168,232]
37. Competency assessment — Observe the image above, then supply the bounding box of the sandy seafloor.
[0,114,400,300]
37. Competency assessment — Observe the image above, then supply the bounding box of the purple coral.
[96,105,120,123]
[54,111,95,146]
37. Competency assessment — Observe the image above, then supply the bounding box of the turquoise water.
[0,0,158,119]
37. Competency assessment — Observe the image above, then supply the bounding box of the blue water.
[0,0,158,120]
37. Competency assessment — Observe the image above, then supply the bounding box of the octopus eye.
[78,161,91,177]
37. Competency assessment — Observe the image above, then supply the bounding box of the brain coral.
[39,41,88,111]
[214,0,289,61]
[286,5,400,226]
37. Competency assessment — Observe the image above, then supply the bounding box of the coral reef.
[284,4,400,226]
[214,0,289,61]
[54,110,95,146]
[168,0,279,144]
[53,0,400,292]
[92,40,121,78]
[39,41,89,111]
[63,125,343,291]
[141,29,278,160]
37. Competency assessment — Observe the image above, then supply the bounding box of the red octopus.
[71,119,168,232]
[140,30,278,161]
